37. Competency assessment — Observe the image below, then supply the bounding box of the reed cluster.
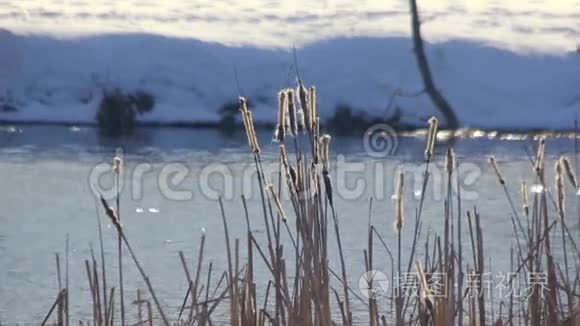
[41,82,579,326]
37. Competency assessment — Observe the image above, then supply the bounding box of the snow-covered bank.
[0,30,579,130]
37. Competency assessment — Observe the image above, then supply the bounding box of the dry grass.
[40,83,579,326]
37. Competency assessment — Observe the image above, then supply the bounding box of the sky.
[0,0,579,51]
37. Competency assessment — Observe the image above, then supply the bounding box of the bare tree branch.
[409,0,459,129]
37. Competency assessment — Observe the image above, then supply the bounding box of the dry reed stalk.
[99,197,170,326]
[488,156,505,185]
[41,289,66,326]
[106,287,115,326]
[395,172,405,325]
[279,145,295,192]
[84,259,97,324]
[65,234,69,326]
[133,289,143,325]
[218,197,240,326]
[416,261,434,320]
[399,121,440,322]
[555,160,575,314]
[266,184,287,223]
[489,155,530,254]
[177,282,193,323]
[315,131,351,324]
[448,147,465,326]
[93,198,108,326]
[55,253,63,326]
[90,247,102,326]
[365,199,378,326]
[241,195,258,325]
[113,153,125,326]
[239,97,260,154]
[476,210,486,326]
[189,229,206,323]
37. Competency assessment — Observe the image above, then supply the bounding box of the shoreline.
[1,119,579,139]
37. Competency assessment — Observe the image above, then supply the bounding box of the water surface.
[0,126,578,323]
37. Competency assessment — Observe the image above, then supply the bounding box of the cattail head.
[113,156,122,175]
[239,97,253,149]
[286,89,298,137]
[297,82,310,132]
[445,148,455,176]
[489,156,505,185]
[322,172,333,205]
[555,160,565,218]
[99,196,121,232]
[319,134,331,172]
[424,117,438,161]
[273,91,287,142]
[239,97,260,153]
[296,101,306,134]
[279,144,289,168]
[395,172,404,232]
[521,181,529,216]
[534,137,546,174]
[280,145,297,193]
[295,156,304,193]
[560,156,577,189]
[308,86,317,131]
[312,117,321,164]
[310,163,319,197]
[247,111,260,153]
[266,184,287,223]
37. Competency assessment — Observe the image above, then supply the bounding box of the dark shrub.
[218,101,238,128]
[0,104,17,112]
[131,90,155,114]
[217,99,251,135]
[325,105,380,136]
[96,89,155,136]
[0,91,18,112]
[96,89,135,136]
[325,104,411,135]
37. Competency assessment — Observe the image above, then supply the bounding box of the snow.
[0,0,579,130]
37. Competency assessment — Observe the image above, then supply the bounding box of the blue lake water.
[0,125,578,323]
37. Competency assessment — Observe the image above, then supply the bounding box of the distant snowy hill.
[0,30,578,130]
[0,0,579,130]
